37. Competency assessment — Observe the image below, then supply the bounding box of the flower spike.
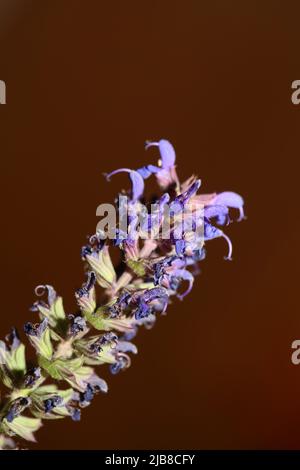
[0,138,244,448]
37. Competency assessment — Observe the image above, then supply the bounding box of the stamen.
[221,232,233,260]
[237,206,246,222]
[105,168,132,181]
[105,168,144,201]
[35,285,46,296]
[145,141,159,150]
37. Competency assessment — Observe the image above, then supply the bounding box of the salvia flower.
[43,396,63,414]
[105,168,145,202]
[68,315,87,337]
[75,272,97,314]
[133,287,169,320]
[30,285,67,333]
[0,138,244,447]
[138,139,179,189]
[24,367,42,388]
[83,244,117,289]
[0,329,26,389]
[24,319,53,360]
[5,397,31,423]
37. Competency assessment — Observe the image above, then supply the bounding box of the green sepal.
[0,369,14,389]
[5,344,26,375]
[38,355,88,392]
[0,342,26,389]
[86,246,116,288]
[2,416,42,443]
[38,356,63,380]
[29,329,53,360]
[84,310,107,330]
[61,365,93,392]
[30,387,74,420]
[84,307,135,333]
[38,295,66,323]
[126,259,146,277]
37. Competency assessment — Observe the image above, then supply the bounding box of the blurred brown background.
[0,0,300,449]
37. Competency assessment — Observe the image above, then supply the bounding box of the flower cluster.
[0,139,244,448]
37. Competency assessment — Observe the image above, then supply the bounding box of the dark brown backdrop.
[0,0,300,449]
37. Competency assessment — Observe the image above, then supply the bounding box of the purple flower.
[153,257,194,300]
[75,271,96,314]
[134,287,169,320]
[105,168,144,201]
[108,292,131,318]
[69,407,81,422]
[110,353,131,375]
[79,384,95,405]
[137,139,179,189]
[31,285,57,312]
[121,327,138,342]
[204,204,229,226]
[68,315,87,336]
[172,179,201,210]
[5,328,20,350]
[88,373,108,393]
[210,191,245,222]
[115,340,137,355]
[24,367,42,388]
[138,193,170,237]
[171,269,194,300]
[100,332,118,345]
[5,397,31,423]
[113,228,128,247]
[44,396,63,413]
[24,318,48,338]
[204,220,233,260]
[145,139,176,169]
[175,239,186,256]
